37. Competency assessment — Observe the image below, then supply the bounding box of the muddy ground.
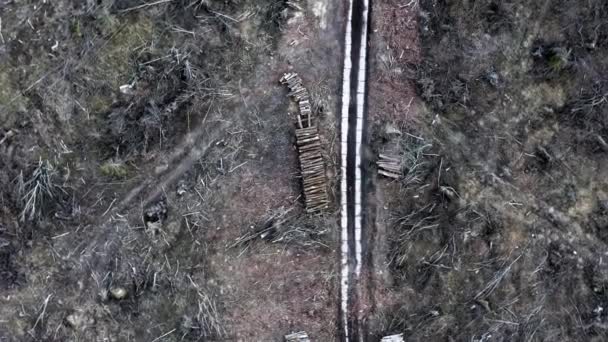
[0,0,343,340]
[365,0,608,341]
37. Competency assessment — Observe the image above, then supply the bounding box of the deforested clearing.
[0,0,342,340]
[365,0,608,341]
[1,0,608,341]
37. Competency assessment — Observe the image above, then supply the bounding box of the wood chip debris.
[280,72,329,213]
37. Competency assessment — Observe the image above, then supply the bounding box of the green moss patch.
[100,160,129,178]
[94,15,154,89]
[0,65,28,127]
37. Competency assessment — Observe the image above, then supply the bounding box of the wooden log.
[305,183,326,189]
[377,164,401,173]
[304,179,326,187]
[306,189,327,195]
[297,137,319,145]
[299,148,322,156]
[301,157,323,164]
[299,153,323,162]
[295,126,318,135]
[304,178,326,185]
[302,172,324,179]
[302,170,325,177]
[297,138,321,145]
[301,160,324,167]
[378,170,401,179]
[302,159,324,167]
[296,135,318,142]
[379,153,400,162]
[301,162,325,170]
[297,134,319,141]
[297,136,320,145]
[295,131,317,139]
[298,145,322,153]
[307,197,328,202]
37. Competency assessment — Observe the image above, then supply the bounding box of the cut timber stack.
[280,72,314,129]
[280,72,329,213]
[377,153,402,179]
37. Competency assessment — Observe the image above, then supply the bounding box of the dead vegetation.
[17,159,62,222]
[231,206,334,251]
[0,0,341,340]
[367,0,608,340]
[184,276,226,339]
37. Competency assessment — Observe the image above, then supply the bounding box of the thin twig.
[31,295,52,333]
[151,329,176,342]
[120,0,174,13]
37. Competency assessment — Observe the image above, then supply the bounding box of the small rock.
[594,306,604,316]
[110,287,128,300]
[119,84,135,95]
[176,180,188,196]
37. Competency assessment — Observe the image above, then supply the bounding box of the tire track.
[340,0,370,340]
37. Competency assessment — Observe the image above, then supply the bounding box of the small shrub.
[100,160,129,178]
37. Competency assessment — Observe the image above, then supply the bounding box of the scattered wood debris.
[381,333,405,342]
[285,331,311,342]
[280,72,329,213]
[377,153,402,179]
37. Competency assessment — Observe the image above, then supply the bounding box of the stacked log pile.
[280,72,329,213]
[377,153,402,179]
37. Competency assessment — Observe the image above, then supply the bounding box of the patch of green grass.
[547,48,571,72]
[70,19,83,38]
[95,15,154,89]
[88,94,114,114]
[100,160,129,178]
[0,64,28,117]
